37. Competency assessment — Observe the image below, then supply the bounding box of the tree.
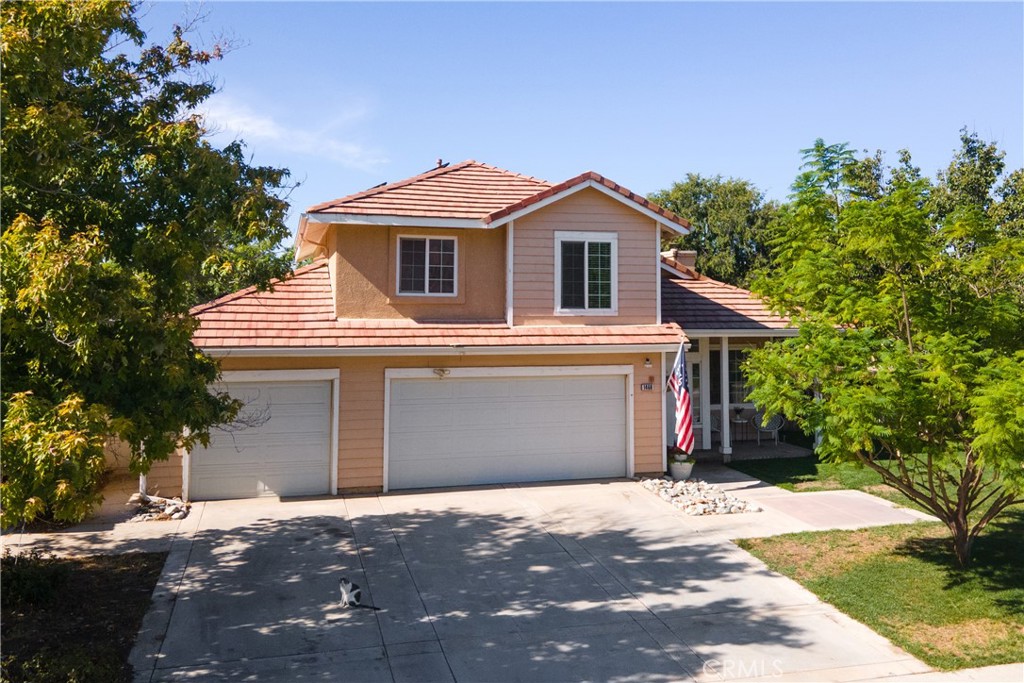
[649,174,778,287]
[1,1,294,526]
[746,133,1024,567]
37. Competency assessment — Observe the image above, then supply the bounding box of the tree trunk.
[949,517,975,568]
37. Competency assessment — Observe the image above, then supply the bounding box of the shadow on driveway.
[133,484,926,682]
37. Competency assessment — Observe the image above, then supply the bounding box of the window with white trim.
[555,232,617,313]
[398,237,456,295]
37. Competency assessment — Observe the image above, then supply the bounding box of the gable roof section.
[296,161,691,260]
[660,266,794,336]
[484,171,691,233]
[192,261,685,354]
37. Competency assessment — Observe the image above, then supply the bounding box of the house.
[139,161,794,501]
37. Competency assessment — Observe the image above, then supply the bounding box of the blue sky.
[141,2,1023,234]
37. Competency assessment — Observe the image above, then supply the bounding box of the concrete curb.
[128,503,204,683]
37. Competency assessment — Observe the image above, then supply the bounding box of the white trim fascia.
[304,212,484,229]
[505,220,515,327]
[204,344,682,358]
[382,375,391,494]
[659,262,694,279]
[488,179,690,236]
[382,365,636,490]
[685,328,799,338]
[625,366,635,478]
[294,214,309,260]
[385,364,634,380]
[553,230,619,316]
[219,369,339,382]
[330,377,340,495]
[655,222,662,325]
[181,427,191,502]
[395,234,459,298]
[660,351,667,472]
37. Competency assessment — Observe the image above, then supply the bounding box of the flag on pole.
[667,340,695,454]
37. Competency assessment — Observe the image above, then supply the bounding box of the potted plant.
[667,447,695,480]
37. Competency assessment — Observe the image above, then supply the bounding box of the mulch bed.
[1,551,167,683]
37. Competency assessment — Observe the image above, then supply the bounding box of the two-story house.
[139,161,794,501]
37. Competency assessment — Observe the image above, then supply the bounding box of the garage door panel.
[191,379,332,500]
[388,373,628,490]
[392,448,625,489]
[452,379,513,400]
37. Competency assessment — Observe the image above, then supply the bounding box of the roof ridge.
[305,160,549,213]
[189,260,329,315]
[469,161,552,187]
[664,271,759,297]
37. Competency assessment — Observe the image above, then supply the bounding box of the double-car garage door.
[387,370,629,491]
[188,368,630,499]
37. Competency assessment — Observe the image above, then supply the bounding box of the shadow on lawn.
[139,495,817,681]
[895,507,1024,614]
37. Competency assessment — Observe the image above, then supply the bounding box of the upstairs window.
[398,237,456,295]
[555,232,617,313]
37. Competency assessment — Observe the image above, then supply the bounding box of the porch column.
[720,335,731,461]
[700,339,712,451]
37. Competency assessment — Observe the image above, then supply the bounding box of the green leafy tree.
[649,174,778,287]
[1,1,294,526]
[747,133,1024,567]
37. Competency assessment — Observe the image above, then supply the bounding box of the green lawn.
[729,455,916,507]
[737,507,1024,670]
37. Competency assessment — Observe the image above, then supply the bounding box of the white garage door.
[190,380,332,500]
[388,373,628,490]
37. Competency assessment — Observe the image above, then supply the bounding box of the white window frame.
[395,235,458,297]
[553,231,618,315]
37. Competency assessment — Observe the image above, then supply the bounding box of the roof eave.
[201,342,684,358]
[674,327,799,338]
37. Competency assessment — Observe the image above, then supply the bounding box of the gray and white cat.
[339,577,380,610]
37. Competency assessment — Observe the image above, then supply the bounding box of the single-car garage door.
[387,371,628,490]
[190,380,332,500]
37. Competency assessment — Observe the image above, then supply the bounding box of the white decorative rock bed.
[640,477,762,515]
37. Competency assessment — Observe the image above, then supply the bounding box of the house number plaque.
[640,383,654,391]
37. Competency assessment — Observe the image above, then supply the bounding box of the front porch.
[693,440,812,463]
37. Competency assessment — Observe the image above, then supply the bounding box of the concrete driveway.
[131,470,934,682]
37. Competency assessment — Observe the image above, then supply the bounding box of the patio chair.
[751,410,784,447]
[709,413,721,439]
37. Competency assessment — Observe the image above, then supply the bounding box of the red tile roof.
[661,268,792,333]
[307,161,553,220]
[192,262,684,350]
[304,161,691,231]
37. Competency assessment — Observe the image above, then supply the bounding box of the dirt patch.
[744,524,945,581]
[905,619,1024,657]
[793,479,843,491]
[1,551,166,682]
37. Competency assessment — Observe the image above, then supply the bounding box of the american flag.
[667,341,695,454]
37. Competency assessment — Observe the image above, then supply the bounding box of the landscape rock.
[639,477,761,515]
[127,494,192,523]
